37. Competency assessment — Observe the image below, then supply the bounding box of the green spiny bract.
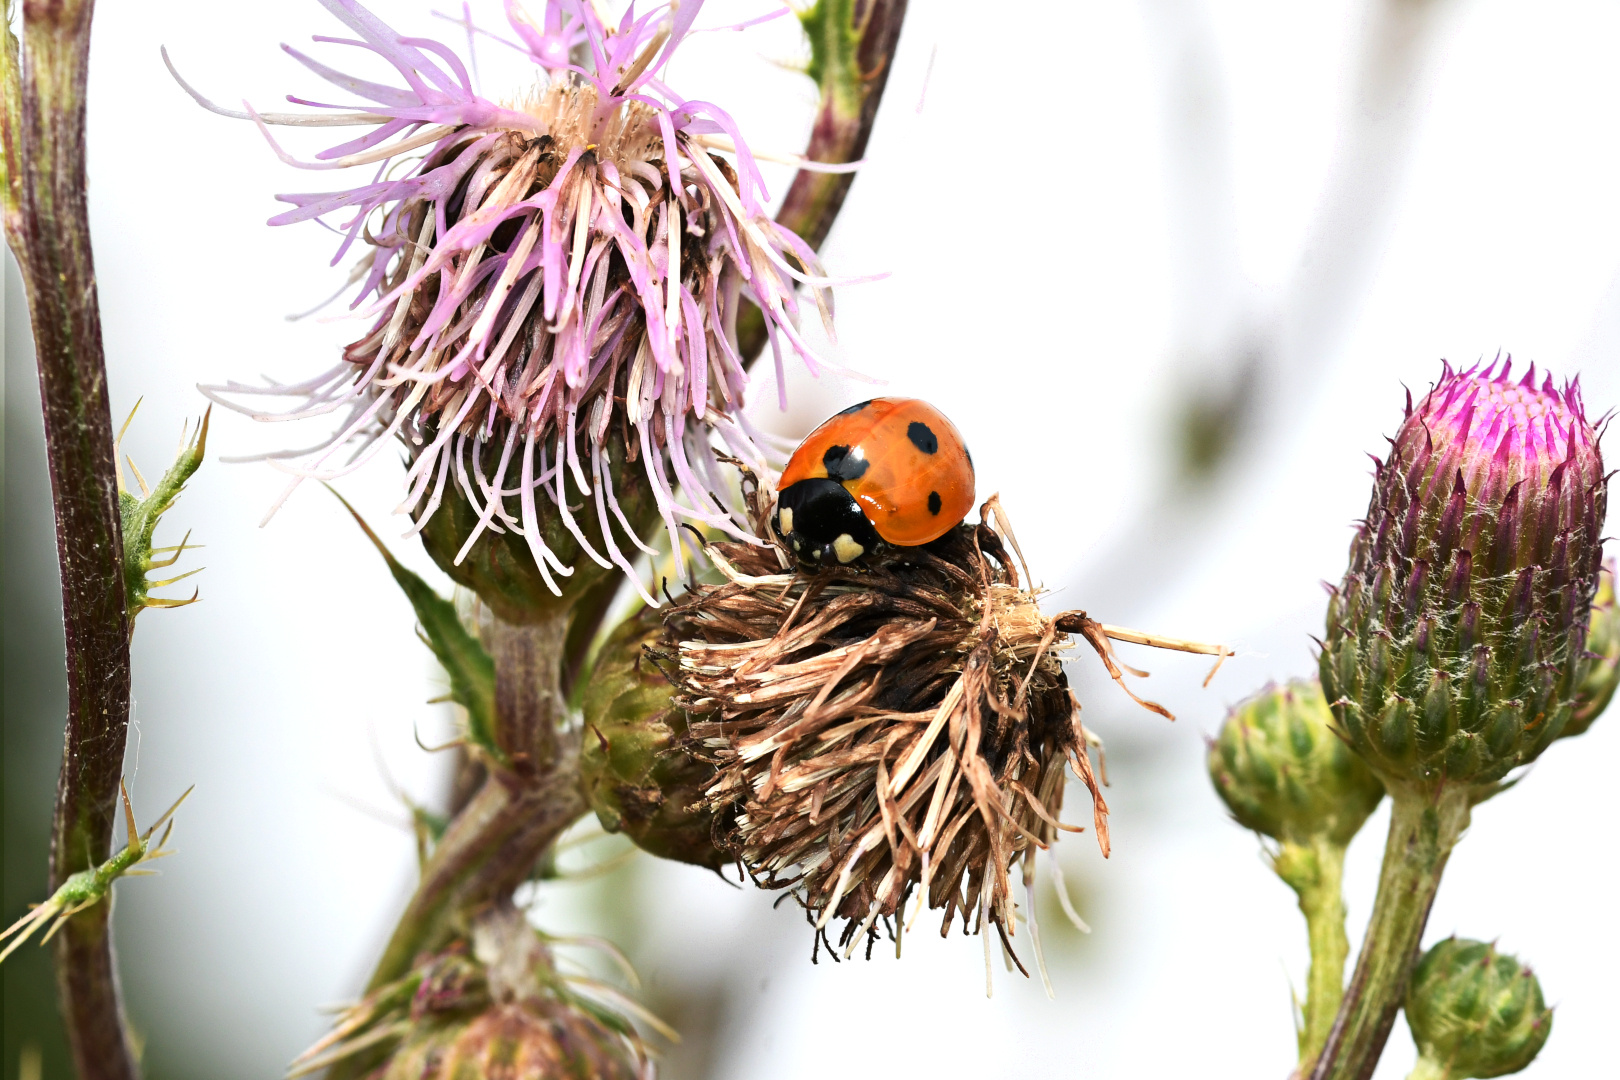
[1321,360,1607,789]
[1405,937,1552,1078]
[580,610,727,869]
[293,907,653,1080]
[1208,679,1385,846]
[120,407,209,624]
[1563,559,1618,739]
[339,493,501,763]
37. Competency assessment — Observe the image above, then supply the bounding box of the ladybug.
[772,397,976,565]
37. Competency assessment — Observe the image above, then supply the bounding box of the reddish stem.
[737,0,909,363]
[2,3,138,1078]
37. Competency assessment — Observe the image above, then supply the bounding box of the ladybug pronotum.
[772,398,976,565]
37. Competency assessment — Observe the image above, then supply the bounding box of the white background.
[8,0,1620,1076]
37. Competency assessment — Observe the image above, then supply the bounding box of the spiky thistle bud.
[1564,559,1618,739]
[1208,679,1385,847]
[581,610,726,868]
[291,905,657,1080]
[191,0,843,620]
[1404,937,1552,1079]
[1321,359,1607,789]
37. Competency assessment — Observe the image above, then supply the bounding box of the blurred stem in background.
[0,3,143,1079]
[1080,0,1463,618]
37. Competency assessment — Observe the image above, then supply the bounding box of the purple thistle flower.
[188,0,851,608]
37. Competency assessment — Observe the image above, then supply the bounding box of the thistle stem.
[1310,785,1472,1080]
[338,611,586,1079]
[1273,836,1351,1069]
[1,5,138,1079]
[737,0,907,362]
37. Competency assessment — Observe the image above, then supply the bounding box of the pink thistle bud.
[1322,358,1608,788]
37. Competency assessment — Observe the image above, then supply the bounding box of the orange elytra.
[772,397,976,565]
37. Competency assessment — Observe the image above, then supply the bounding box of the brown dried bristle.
[658,495,1110,964]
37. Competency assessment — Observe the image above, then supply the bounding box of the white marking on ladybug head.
[778,506,794,536]
[832,534,865,564]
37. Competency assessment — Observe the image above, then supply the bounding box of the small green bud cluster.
[1208,679,1385,847]
[1405,937,1551,1079]
[119,408,210,622]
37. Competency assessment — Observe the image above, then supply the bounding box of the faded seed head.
[658,495,1113,969]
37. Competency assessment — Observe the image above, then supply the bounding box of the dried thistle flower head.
[659,485,1217,974]
[187,0,843,616]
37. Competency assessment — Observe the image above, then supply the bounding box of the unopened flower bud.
[294,906,655,1080]
[1322,359,1607,788]
[581,612,726,869]
[1208,680,1384,846]
[1405,936,1552,1079]
[1564,559,1618,739]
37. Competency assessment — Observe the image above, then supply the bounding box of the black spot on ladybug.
[928,491,942,515]
[907,421,938,455]
[822,443,869,481]
[964,443,973,469]
[838,399,874,416]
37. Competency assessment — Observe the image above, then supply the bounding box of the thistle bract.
[291,907,654,1079]
[1564,559,1618,738]
[194,0,840,618]
[1321,359,1607,787]
[581,610,726,868]
[1207,680,1384,846]
[1405,937,1552,1078]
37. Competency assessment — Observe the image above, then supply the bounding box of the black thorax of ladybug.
[773,442,881,565]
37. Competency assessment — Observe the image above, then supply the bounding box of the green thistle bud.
[1322,359,1607,789]
[1209,679,1384,1066]
[580,612,727,869]
[380,1000,646,1080]
[294,906,655,1080]
[1564,559,1618,738]
[1208,679,1385,846]
[1405,937,1552,1079]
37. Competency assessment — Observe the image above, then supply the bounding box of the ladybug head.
[772,478,880,565]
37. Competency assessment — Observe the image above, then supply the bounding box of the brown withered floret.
[656,482,1133,968]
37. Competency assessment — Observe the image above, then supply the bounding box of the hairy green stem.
[1274,836,1351,1069]
[338,611,586,1078]
[1,4,139,1079]
[736,0,907,362]
[1310,785,1472,1080]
